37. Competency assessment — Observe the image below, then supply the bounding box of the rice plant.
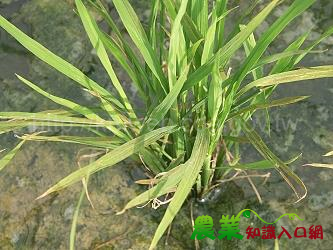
[0,0,333,248]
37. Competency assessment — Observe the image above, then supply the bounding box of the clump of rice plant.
[0,0,333,248]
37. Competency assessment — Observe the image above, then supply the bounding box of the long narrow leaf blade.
[182,0,280,91]
[238,66,333,97]
[117,164,186,214]
[75,0,137,120]
[150,128,209,249]
[0,112,120,126]
[19,134,122,149]
[37,126,177,199]
[233,0,315,90]
[228,96,309,120]
[16,75,128,139]
[0,15,123,109]
[141,67,189,133]
[0,140,25,172]
[112,0,168,94]
[240,119,307,202]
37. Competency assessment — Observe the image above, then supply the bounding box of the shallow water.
[0,0,332,249]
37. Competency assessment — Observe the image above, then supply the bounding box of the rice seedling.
[1,0,333,248]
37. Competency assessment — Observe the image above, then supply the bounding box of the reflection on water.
[0,0,332,249]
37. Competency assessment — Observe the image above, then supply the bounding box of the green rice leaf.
[148,0,160,46]
[208,61,223,128]
[0,140,25,172]
[217,0,280,66]
[202,8,236,65]
[141,67,189,133]
[186,39,204,62]
[218,160,275,170]
[182,0,279,91]
[88,0,152,98]
[15,76,98,121]
[190,0,208,36]
[166,0,188,157]
[0,122,25,134]
[253,49,325,72]
[168,0,188,87]
[224,0,260,44]
[75,0,137,121]
[139,148,165,174]
[271,31,310,74]
[252,31,312,114]
[293,25,333,65]
[0,14,123,109]
[240,24,263,80]
[19,134,122,149]
[240,119,307,202]
[215,0,228,49]
[38,109,77,116]
[0,112,121,126]
[219,153,302,170]
[228,96,309,120]
[222,135,249,144]
[163,0,202,45]
[238,66,333,97]
[150,128,209,249]
[69,187,85,250]
[112,0,168,94]
[117,164,186,214]
[37,126,178,199]
[0,120,110,130]
[16,74,128,139]
[233,0,315,91]
[99,32,145,98]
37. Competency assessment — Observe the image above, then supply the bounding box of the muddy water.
[0,0,332,249]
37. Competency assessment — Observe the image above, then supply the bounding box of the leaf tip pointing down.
[36,188,54,200]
